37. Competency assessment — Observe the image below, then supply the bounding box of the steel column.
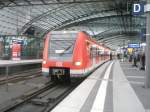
[145,0,150,88]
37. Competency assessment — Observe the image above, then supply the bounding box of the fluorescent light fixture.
[63,31,67,33]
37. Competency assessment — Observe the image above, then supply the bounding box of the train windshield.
[48,32,77,61]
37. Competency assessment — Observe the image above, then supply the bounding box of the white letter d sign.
[134,4,141,12]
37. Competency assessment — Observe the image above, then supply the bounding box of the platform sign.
[12,39,22,60]
[132,3,144,15]
[128,43,140,48]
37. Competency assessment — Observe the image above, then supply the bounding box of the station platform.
[0,59,42,67]
[51,60,150,112]
[0,59,42,75]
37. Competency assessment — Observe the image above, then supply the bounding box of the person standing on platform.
[133,50,138,67]
[110,52,112,60]
[140,52,145,70]
[129,54,133,62]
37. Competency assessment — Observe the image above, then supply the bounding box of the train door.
[91,45,97,68]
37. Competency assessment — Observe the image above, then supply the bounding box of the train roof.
[50,31,91,35]
[50,31,81,34]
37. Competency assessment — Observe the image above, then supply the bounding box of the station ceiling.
[0,0,146,49]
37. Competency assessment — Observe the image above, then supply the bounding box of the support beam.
[145,1,150,88]
[8,0,18,5]
[40,0,46,5]
[24,0,32,5]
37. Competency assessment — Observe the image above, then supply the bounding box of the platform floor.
[120,61,150,111]
[51,60,150,112]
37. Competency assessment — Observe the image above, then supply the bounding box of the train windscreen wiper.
[59,44,74,56]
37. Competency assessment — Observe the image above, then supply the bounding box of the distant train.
[42,31,111,83]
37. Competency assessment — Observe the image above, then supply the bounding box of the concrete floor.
[121,61,150,111]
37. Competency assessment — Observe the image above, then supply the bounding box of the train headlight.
[43,60,46,64]
[75,61,81,66]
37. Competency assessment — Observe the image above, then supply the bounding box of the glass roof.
[0,0,146,49]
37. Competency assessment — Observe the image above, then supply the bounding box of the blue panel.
[132,3,144,15]
[128,43,140,48]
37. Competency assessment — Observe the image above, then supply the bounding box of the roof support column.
[145,0,150,88]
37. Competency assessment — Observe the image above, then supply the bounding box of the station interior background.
[0,0,146,60]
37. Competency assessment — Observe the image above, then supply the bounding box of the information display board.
[128,43,140,48]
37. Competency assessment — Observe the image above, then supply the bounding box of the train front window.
[48,32,77,61]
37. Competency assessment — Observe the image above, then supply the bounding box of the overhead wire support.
[23,0,33,5]
[40,0,47,5]
[8,0,18,5]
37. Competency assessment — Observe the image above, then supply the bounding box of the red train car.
[42,31,110,82]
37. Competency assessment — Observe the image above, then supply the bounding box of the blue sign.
[128,43,140,48]
[12,39,23,44]
[132,3,144,15]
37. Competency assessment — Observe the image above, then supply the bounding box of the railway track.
[0,78,83,112]
[0,68,42,85]
[0,62,107,112]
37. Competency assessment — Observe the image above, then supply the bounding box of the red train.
[42,31,111,82]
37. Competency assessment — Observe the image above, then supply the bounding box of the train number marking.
[56,62,63,67]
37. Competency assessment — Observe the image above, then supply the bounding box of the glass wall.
[0,35,43,60]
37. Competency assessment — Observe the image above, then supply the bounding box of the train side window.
[98,49,101,56]
[92,46,96,57]
[90,47,93,58]
[86,41,91,56]
[86,41,90,46]
[96,48,99,56]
